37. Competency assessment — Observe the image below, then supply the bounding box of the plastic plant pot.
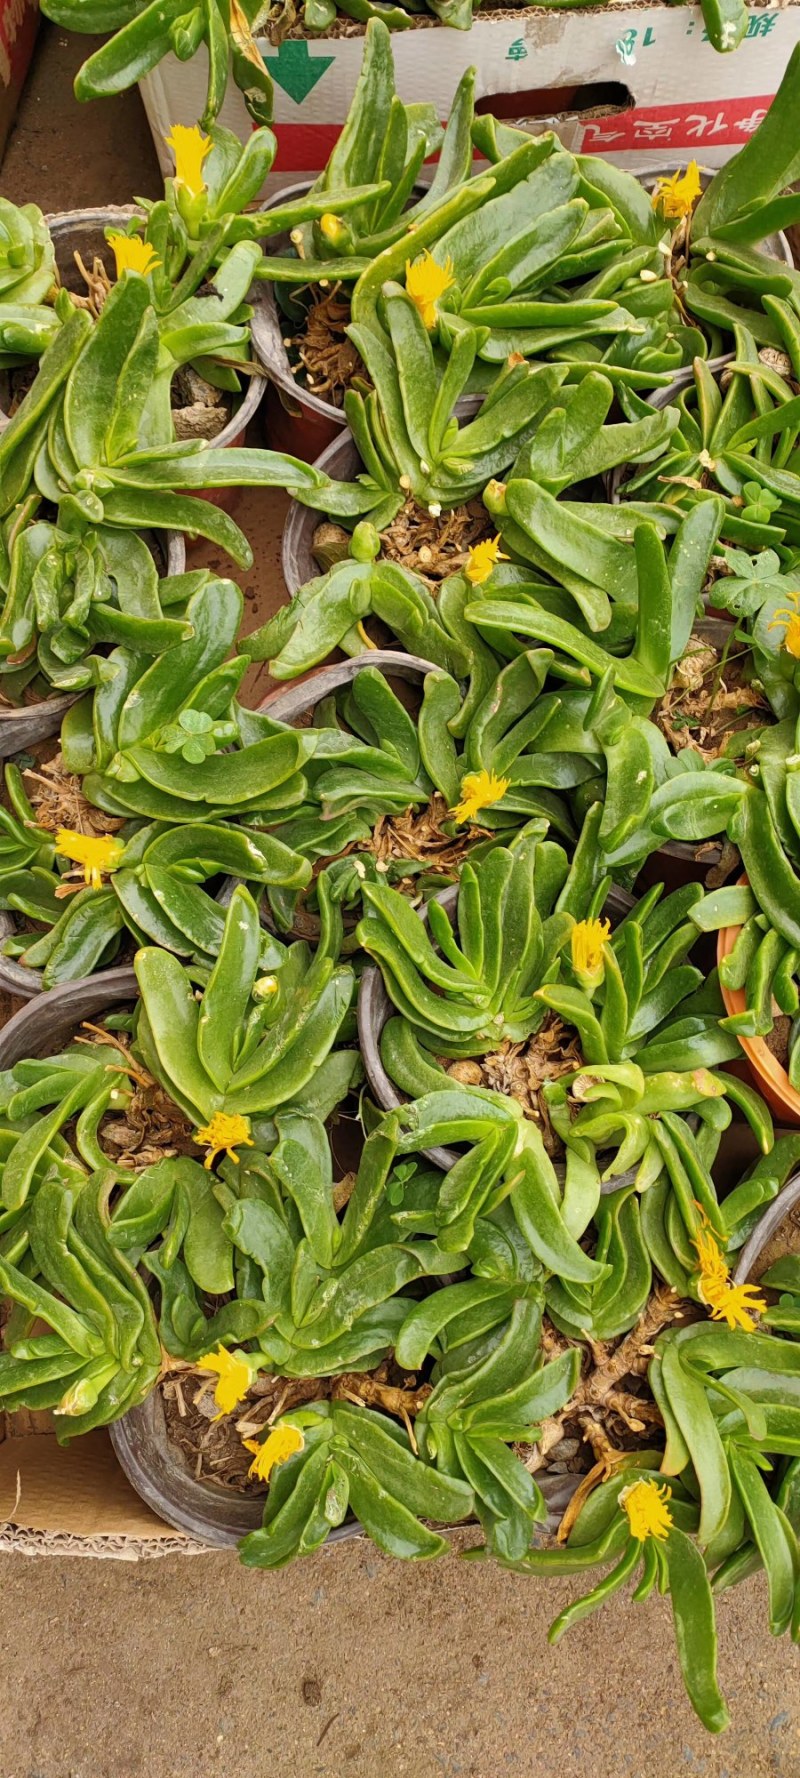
[732,1168,800,1285]
[718,876,800,1124]
[2,208,266,470]
[0,528,185,765]
[109,1372,580,1549]
[357,880,636,1177]
[0,964,138,1067]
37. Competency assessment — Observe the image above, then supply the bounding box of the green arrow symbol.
[264,40,335,104]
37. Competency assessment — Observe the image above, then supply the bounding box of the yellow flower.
[165,122,212,196]
[195,1110,254,1171]
[107,232,160,279]
[693,1221,766,1331]
[465,536,508,587]
[405,250,454,330]
[620,1478,673,1542]
[243,1423,305,1483]
[55,828,125,891]
[452,768,510,825]
[571,917,611,977]
[197,1345,252,1418]
[651,160,703,220]
[768,591,800,659]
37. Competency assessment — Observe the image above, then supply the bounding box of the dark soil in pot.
[445,1015,585,1158]
[280,280,364,412]
[657,624,771,763]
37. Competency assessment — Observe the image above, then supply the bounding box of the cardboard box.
[139,1,800,195]
[0,0,38,162]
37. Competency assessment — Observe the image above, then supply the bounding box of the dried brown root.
[332,1171,357,1213]
[379,497,493,583]
[363,793,492,878]
[447,1015,582,1154]
[287,283,363,406]
[68,250,112,317]
[556,1440,634,1544]
[23,753,123,838]
[657,631,769,761]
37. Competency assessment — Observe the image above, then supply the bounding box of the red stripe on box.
[270,95,777,172]
[576,95,775,153]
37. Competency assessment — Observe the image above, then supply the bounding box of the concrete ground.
[1,27,800,1777]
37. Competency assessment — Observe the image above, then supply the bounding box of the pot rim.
[3,207,266,447]
[731,1167,800,1284]
[0,965,138,1064]
[109,1378,579,1547]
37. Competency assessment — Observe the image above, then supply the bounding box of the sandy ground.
[1,25,800,1778]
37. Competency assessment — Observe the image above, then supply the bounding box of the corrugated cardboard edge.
[0,1413,208,1558]
[0,1523,210,1560]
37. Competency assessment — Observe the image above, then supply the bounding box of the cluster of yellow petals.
[693,1222,767,1331]
[195,1111,254,1170]
[55,828,125,891]
[651,160,703,219]
[768,591,800,660]
[620,1478,673,1542]
[165,122,212,196]
[464,536,507,587]
[452,767,509,826]
[571,917,611,977]
[405,250,454,330]
[107,233,161,279]
[197,1345,252,1418]
[243,1423,305,1482]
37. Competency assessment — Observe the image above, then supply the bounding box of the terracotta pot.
[718,875,800,1124]
[732,1168,800,1285]
[109,1378,579,1548]
[357,880,636,1178]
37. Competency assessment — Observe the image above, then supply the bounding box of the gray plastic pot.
[357,880,636,1177]
[1,207,266,448]
[0,964,137,1068]
[109,1371,580,1548]
[251,180,354,464]
[732,1169,800,1286]
[637,163,792,266]
[0,528,185,766]
[258,646,441,720]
